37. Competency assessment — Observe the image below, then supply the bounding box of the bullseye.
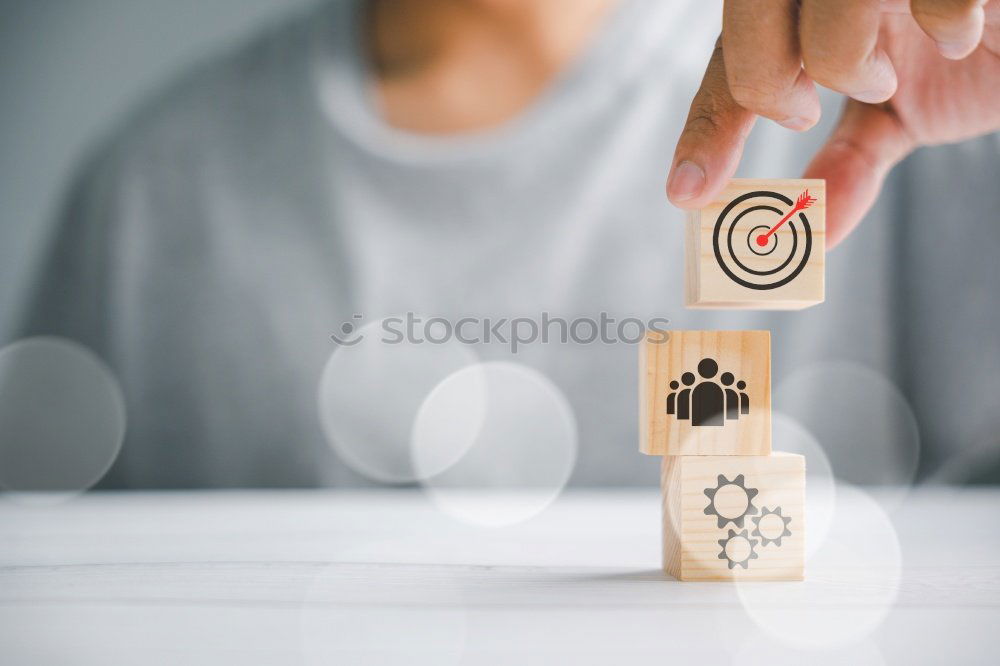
[713,190,814,291]
[746,224,778,257]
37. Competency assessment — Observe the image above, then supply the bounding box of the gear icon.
[717,529,759,569]
[751,506,792,547]
[703,474,759,528]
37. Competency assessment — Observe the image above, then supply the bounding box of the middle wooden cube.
[640,330,770,456]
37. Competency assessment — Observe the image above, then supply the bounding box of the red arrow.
[755,189,816,247]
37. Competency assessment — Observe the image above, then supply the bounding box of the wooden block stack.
[641,179,824,582]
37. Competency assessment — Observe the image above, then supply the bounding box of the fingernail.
[936,39,975,60]
[779,116,812,131]
[668,161,705,202]
[853,88,893,104]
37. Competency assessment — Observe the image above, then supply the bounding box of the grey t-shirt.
[16,0,1000,488]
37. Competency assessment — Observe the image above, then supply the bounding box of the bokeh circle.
[414,362,577,527]
[771,411,836,557]
[774,361,920,512]
[317,317,478,483]
[735,483,902,650]
[0,336,125,498]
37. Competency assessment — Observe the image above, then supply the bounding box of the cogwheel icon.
[751,506,792,547]
[703,474,759,528]
[717,529,759,570]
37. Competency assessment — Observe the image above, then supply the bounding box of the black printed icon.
[751,507,792,547]
[712,189,814,291]
[704,476,793,570]
[703,474,759,528]
[718,529,759,570]
[665,358,749,427]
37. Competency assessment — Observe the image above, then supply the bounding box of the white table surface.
[1,487,997,665]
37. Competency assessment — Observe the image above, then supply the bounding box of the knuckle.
[913,0,979,23]
[802,51,862,90]
[912,0,981,42]
[684,82,729,137]
[728,78,788,115]
[683,109,722,139]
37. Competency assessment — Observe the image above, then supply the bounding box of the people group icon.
[666,358,749,427]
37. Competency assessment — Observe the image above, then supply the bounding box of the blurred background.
[1,0,999,499]
[0,0,316,324]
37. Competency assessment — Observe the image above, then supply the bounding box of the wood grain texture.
[685,178,825,310]
[661,453,805,582]
[640,330,770,456]
[660,452,682,576]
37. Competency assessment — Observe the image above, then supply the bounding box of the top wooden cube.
[685,179,825,310]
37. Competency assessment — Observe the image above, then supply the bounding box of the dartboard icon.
[712,189,815,291]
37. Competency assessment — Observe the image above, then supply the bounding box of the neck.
[366,0,620,133]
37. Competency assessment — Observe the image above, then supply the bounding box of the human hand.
[666,0,1000,248]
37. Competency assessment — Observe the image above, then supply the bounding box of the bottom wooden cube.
[662,452,804,581]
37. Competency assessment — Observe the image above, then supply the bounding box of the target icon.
[712,189,815,291]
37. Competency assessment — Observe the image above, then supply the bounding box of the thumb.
[804,99,915,249]
[667,39,756,209]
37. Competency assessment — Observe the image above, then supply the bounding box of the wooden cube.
[662,452,805,581]
[685,178,825,310]
[640,330,770,456]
